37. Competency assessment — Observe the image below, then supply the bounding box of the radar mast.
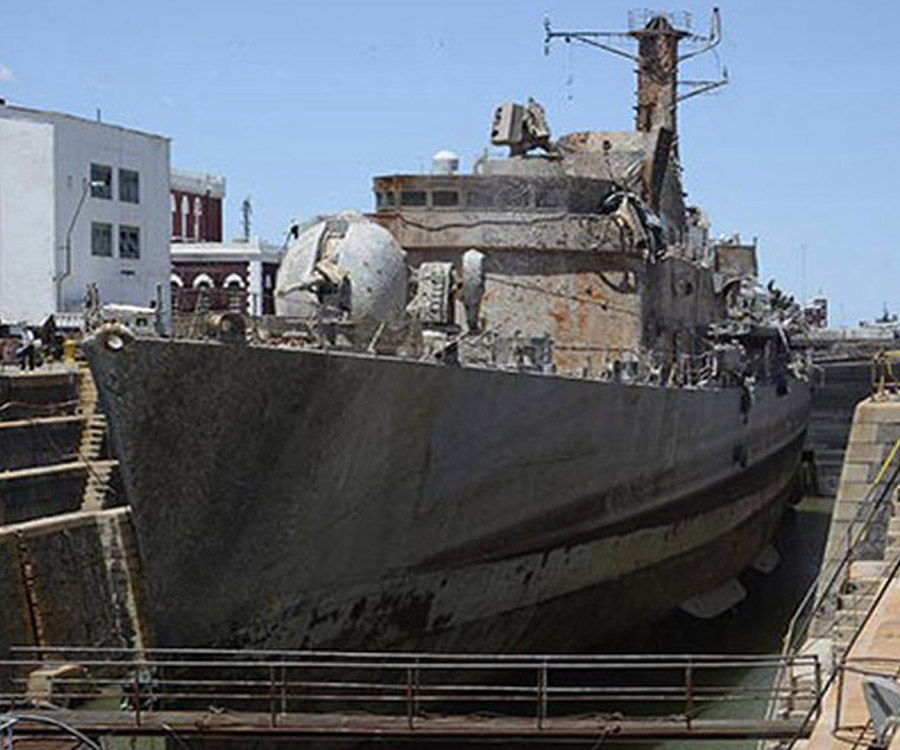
[544,8,727,136]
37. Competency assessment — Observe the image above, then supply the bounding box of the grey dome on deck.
[275,212,408,324]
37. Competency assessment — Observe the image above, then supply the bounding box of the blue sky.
[2,0,898,325]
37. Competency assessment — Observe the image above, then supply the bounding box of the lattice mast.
[544,8,726,136]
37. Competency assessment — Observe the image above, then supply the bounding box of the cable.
[0,399,81,417]
[0,714,101,750]
[397,211,571,232]
[484,274,640,318]
[161,722,194,749]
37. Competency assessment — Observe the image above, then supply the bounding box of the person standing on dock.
[16,326,35,371]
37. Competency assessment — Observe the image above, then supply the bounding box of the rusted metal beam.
[5,710,809,741]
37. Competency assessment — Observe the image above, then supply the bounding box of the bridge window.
[432,190,459,207]
[375,192,396,210]
[400,190,427,207]
[535,185,565,209]
[496,183,530,209]
[466,187,493,208]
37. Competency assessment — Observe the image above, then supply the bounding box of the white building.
[0,103,170,327]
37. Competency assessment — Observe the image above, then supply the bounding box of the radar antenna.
[544,8,728,134]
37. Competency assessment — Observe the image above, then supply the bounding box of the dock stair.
[769,388,900,749]
[0,363,147,669]
[76,366,121,511]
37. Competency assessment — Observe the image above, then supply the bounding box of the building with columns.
[171,170,224,244]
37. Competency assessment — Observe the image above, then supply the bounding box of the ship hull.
[86,338,810,652]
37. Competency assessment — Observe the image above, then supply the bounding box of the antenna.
[544,8,728,134]
[241,196,252,242]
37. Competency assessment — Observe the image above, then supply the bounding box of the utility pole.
[241,196,252,242]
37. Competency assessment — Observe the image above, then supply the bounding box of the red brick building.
[170,170,282,315]
[171,170,224,243]
[171,242,281,315]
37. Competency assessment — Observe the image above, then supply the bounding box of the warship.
[86,10,811,652]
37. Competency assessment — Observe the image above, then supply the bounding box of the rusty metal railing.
[832,657,900,748]
[0,646,818,739]
[769,418,900,748]
[781,433,900,658]
[872,350,900,398]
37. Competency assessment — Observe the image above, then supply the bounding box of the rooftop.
[0,102,169,142]
[171,168,226,198]
[171,239,282,262]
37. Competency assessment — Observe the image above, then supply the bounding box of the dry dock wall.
[0,509,146,688]
[0,462,87,523]
[0,368,145,690]
[0,370,81,419]
[806,360,873,496]
[820,398,900,573]
[0,416,83,471]
[0,369,122,523]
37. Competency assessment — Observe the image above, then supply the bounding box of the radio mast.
[544,8,727,136]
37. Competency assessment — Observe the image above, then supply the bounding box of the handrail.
[10,644,813,663]
[832,658,900,747]
[872,350,900,397]
[0,647,817,736]
[769,424,900,747]
[781,432,900,657]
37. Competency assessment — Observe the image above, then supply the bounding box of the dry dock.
[0,367,147,659]
[0,361,894,748]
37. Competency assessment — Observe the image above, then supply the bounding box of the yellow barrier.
[63,339,78,366]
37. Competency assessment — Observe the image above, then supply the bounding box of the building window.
[119,225,140,260]
[119,169,140,203]
[192,273,214,289]
[91,222,113,256]
[90,164,113,199]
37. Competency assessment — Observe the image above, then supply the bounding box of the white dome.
[431,150,460,175]
[275,212,408,324]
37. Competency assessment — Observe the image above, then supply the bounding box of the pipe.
[56,178,104,313]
